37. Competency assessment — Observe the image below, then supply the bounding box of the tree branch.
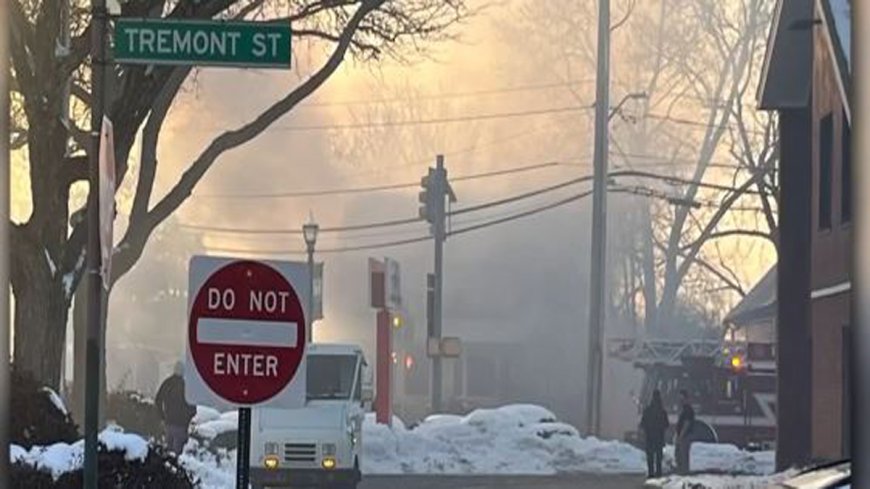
[681,228,774,251]
[63,155,89,186]
[130,67,190,226]
[112,0,385,283]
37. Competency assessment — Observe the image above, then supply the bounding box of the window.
[819,113,833,230]
[842,117,852,224]
[306,354,358,401]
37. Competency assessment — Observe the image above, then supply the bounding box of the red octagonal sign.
[188,260,306,405]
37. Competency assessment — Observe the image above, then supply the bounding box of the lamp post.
[303,217,319,344]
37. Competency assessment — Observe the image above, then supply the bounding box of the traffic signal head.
[419,167,437,223]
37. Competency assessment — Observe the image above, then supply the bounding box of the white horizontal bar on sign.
[197,318,298,348]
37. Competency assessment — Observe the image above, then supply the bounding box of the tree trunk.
[12,266,70,391]
[640,202,658,333]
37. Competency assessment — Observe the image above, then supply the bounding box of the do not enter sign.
[186,257,309,408]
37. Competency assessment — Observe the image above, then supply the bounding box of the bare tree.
[9,0,469,388]
[505,0,777,334]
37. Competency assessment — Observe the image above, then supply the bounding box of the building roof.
[819,0,851,120]
[758,0,851,116]
[757,0,814,110]
[724,267,776,326]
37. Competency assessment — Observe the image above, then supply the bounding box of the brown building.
[759,0,851,468]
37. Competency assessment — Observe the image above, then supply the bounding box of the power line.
[199,182,767,256]
[191,104,596,134]
[194,160,569,200]
[297,79,596,108]
[184,169,764,235]
[205,235,433,256]
[180,215,421,235]
[449,175,592,216]
[644,112,768,136]
[449,190,594,237]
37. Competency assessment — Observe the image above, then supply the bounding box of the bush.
[106,391,163,441]
[11,442,196,489]
[10,365,79,448]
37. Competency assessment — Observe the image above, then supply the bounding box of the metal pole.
[84,0,107,487]
[0,1,11,485]
[585,0,610,437]
[236,407,252,489]
[307,246,314,343]
[431,155,445,414]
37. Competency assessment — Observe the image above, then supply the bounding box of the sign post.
[114,19,292,68]
[187,257,309,489]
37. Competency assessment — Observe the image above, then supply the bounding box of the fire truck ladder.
[607,338,726,367]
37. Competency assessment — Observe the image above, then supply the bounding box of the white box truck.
[249,343,373,489]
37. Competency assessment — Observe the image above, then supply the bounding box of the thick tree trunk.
[12,270,70,390]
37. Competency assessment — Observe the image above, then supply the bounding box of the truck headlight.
[265,442,279,456]
[264,455,280,470]
[322,457,337,470]
[322,443,337,456]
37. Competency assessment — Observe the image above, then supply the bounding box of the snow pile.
[11,429,149,480]
[362,405,775,476]
[680,443,775,475]
[194,410,239,441]
[179,444,237,489]
[363,404,647,474]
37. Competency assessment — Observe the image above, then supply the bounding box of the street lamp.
[303,216,319,344]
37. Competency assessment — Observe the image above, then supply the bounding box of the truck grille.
[284,443,317,462]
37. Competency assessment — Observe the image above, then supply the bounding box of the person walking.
[155,361,196,455]
[640,390,669,478]
[674,389,695,475]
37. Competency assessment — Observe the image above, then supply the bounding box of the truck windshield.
[307,354,358,401]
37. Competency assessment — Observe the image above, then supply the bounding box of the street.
[361,474,649,489]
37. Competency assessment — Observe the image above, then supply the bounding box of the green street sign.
[114,19,291,68]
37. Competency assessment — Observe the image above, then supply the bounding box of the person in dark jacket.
[155,362,197,454]
[640,390,669,478]
[674,389,695,475]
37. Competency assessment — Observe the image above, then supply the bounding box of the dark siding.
[775,107,814,470]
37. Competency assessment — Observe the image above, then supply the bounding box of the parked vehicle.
[249,343,373,489]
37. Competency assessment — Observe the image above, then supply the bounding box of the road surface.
[361,474,650,489]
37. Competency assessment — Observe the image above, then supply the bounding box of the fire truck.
[608,336,776,449]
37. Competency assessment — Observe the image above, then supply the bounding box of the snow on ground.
[11,428,149,480]
[646,470,796,489]
[359,405,773,476]
[12,404,778,486]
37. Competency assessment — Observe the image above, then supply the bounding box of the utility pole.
[419,155,454,413]
[585,0,610,437]
[84,0,108,487]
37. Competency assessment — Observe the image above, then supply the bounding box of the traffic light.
[392,314,403,329]
[418,167,436,223]
[730,354,745,372]
[404,354,415,371]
